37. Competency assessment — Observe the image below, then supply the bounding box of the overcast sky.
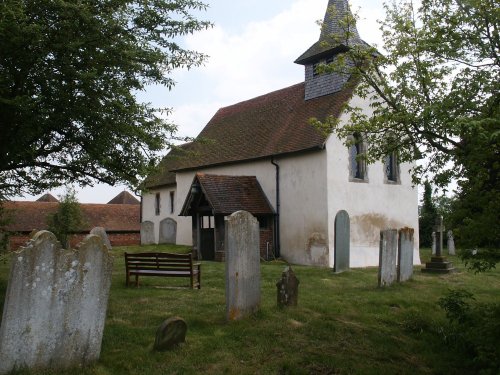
[18,0,386,203]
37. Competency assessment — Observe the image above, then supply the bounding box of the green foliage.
[0,0,212,199]
[47,187,85,248]
[419,181,437,247]
[439,289,500,373]
[313,0,499,266]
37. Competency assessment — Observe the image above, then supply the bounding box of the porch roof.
[180,173,275,216]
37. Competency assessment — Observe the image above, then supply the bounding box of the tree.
[312,0,499,266]
[419,181,437,248]
[47,187,84,248]
[0,0,211,199]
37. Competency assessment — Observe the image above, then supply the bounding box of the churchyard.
[0,243,499,374]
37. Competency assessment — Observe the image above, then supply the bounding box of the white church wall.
[325,95,421,268]
[174,152,329,265]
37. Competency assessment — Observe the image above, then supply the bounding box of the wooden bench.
[124,252,201,289]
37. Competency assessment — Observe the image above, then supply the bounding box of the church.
[141,0,420,268]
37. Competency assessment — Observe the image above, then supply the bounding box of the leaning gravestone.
[159,218,177,244]
[140,220,155,245]
[0,231,113,374]
[447,230,456,256]
[398,228,414,282]
[276,266,299,308]
[153,317,187,351]
[378,229,398,287]
[90,227,112,250]
[225,211,260,321]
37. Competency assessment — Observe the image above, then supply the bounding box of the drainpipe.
[271,157,281,258]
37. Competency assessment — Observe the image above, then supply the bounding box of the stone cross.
[433,216,445,257]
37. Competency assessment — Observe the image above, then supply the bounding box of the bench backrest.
[125,252,194,272]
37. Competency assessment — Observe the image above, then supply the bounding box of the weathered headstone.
[398,228,414,282]
[276,266,299,308]
[159,218,177,244]
[225,211,260,321]
[378,229,398,287]
[0,231,113,374]
[447,230,455,255]
[140,220,155,245]
[90,227,112,250]
[431,232,436,255]
[334,210,350,273]
[153,317,187,351]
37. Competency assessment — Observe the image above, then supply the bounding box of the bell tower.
[295,0,366,100]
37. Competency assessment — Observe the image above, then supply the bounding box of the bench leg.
[135,274,139,287]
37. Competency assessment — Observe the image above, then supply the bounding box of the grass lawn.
[0,245,499,374]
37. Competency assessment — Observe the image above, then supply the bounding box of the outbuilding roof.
[107,191,140,205]
[180,174,275,216]
[4,201,140,233]
[145,81,356,189]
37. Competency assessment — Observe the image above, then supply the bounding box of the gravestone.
[276,266,299,308]
[140,221,155,245]
[159,218,177,244]
[90,227,112,250]
[431,232,436,255]
[398,228,414,282]
[153,317,187,351]
[378,229,398,287]
[334,210,350,273]
[0,231,113,374]
[225,211,260,321]
[447,230,456,255]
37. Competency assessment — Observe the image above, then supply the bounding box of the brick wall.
[7,231,140,251]
[259,229,274,260]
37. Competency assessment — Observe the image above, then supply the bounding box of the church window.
[349,133,367,181]
[155,193,161,215]
[170,191,175,214]
[384,152,399,183]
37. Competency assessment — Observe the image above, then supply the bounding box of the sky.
[17,0,387,203]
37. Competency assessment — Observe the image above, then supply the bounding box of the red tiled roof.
[181,174,274,216]
[36,193,59,202]
[107,191,140,205]
[4,201,140,233]
[145,82,356,188]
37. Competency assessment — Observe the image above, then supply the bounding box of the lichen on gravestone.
[0,231,113,374]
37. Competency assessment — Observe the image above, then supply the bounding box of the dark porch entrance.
[180,173,276,261]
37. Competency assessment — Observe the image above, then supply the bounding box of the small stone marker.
[225,211,261,321]
[378,229,398,287]
[0,231,113,374]
[276,266,300,308]
[447,230,455,255]
[153,317,187,351]
[90,226,112,250]
[159,218,177,244]
[398,228,414,282]
[141,220,155,245]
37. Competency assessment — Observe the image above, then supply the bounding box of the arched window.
[349,133,366,181]
[384,152,399,183]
